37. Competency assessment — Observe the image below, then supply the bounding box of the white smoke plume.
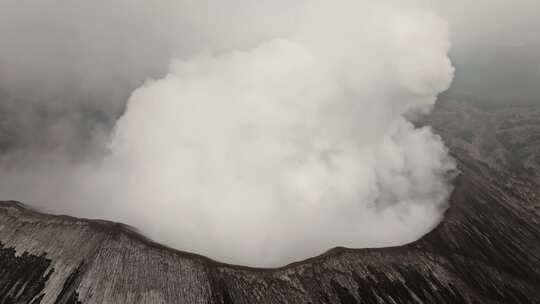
[0,1,457,266]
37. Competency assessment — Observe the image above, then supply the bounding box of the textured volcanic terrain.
[1,97,540,303]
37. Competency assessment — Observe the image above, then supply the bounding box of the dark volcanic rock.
[1,99,540,303]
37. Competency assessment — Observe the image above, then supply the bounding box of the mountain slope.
[1,98,539,303]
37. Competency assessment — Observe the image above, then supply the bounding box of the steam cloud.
[1,1,462,266]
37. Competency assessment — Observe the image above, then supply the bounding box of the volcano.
[1,96,539,303]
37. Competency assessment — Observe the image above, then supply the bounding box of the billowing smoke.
[1,0,458,266]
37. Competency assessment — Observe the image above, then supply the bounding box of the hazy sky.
[433,0,540,99]
[0,1,538,107]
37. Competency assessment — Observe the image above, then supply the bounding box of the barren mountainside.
[1,97,540,303]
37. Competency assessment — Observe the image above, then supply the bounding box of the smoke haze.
[0,0,536,266]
